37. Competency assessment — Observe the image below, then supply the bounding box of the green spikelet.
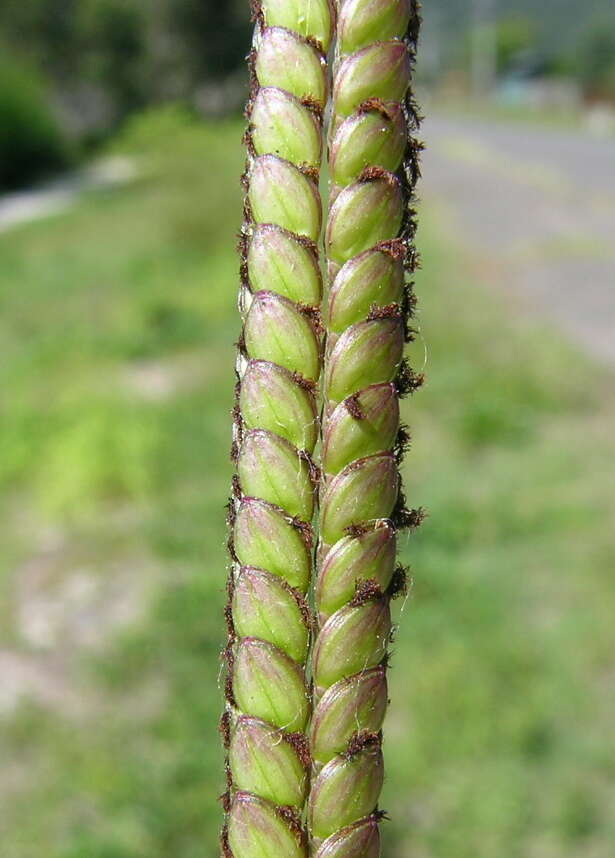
[307,1,423,855]
[222,2,333,856]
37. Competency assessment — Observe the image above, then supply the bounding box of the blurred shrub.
[110,104,197,156]
[494,16,537,74]
[0,0,249,142]
[0,56,70,190]
[577,15,615,98]
[81,0,146,116]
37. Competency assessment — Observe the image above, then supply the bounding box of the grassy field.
[1,110,614,858]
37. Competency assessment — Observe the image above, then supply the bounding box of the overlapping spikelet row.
[221,3,333,856]
[307,2,423,855]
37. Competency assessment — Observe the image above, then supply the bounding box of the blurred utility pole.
[471,0,497,99]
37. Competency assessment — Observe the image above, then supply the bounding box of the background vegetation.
[0,56,72,189]
[2,112,615,857]
[1,0,615,189]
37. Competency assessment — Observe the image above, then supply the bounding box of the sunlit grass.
[1,112,614,858]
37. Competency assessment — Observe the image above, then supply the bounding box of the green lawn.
[1,110,614,858]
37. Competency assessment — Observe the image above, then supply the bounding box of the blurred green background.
[1,3,615,858]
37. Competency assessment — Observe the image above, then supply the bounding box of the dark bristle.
[293,231,319,255]
[374,808,391,823]
[394,424,412,463]
[282,581,314,631]
[298,449,322,486]
[291,371,317,393]
[285,731,312,769]
[242,123,256,157]
[402,283,418,320]
[226,573,235,603]
[232,404,244,442]
[358,165,399,188]
[276,805,305,840]
[304,34,325,56]
[406,506,428,529]
[291,515,314,549]
[388,564,409,600]
[392,500,427,532]
[395,359,425,397]
[300,163,320,183]
[224,672,236,707]
[358,97,394,120]
[235,329,247,357]
[376,237,407,260]
[298,303,324,335]
[219,789,232,814]
[218,789,231,813]
[350,578,384,607]
[223,642,235,671]
[300,95,324,124]
[345,729,381,759]
[225,498,237,529]
[225,760,233,791]
[345,393,366,420]
[224,603,235,637]
[220,825,233,858]
[344,522,371,539]
[219,710,232,749]
[366,302,402,322]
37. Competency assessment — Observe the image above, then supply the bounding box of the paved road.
[421,116,615,363]
[0,157,136,233]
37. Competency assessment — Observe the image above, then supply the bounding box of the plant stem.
[307,2,423,854]
[221,2,332,856]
